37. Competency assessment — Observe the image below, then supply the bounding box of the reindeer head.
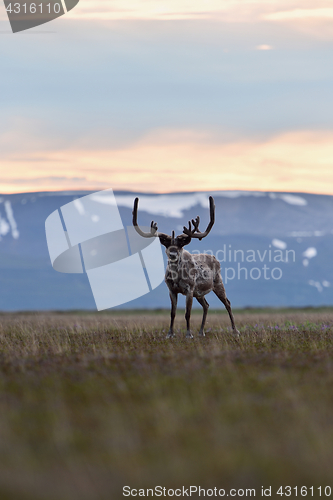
[132,196,215,262]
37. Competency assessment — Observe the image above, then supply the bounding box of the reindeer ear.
[177,234,191,248]
[158,234,172,248]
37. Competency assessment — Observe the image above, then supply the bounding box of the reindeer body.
[165,250,214,297]
[132,196,239,338]
[164,249,237,338]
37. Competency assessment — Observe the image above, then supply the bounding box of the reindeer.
[132,196,239,338]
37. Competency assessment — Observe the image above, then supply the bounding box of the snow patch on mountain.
[0,214,10,237]
[213,191,266,199]
[309,280,323,293]
[303,247,317,259]
[4,201,19,239]
[278,194,307,206]
[114,193,211,218]
[108,191,309,218]
[272,239,287,250]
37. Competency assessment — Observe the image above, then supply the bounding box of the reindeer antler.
[132,197,159,238]
[182,196,215,241]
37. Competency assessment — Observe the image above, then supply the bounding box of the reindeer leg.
[196,297,209,336]
[167,292,178,338]
[185,292,194,338]
[213,278,240,335]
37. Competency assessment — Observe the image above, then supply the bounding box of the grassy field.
[0,309,333,499]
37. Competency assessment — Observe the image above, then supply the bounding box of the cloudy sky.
[1,0,333,194]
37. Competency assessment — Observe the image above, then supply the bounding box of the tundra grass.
[0,310,332,499]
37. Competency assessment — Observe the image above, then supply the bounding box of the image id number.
[277,486,332,496]
[6,3,61,14]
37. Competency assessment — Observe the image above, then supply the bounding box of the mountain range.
[0,190,332,311]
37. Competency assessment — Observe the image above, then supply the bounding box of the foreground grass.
[0,310,333,499]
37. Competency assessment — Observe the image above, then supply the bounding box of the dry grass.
[0,309,333,499]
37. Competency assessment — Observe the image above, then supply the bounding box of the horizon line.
[1,188,333,197]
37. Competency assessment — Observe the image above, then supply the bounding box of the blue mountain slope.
[0,190,332,311]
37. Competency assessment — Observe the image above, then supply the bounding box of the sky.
[0,0,333,194]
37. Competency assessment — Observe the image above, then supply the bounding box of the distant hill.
[0,190,332,311]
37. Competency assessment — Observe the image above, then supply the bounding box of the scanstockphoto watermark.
[123,485,257,497]
[191,244,296,284]
[123,485,332,497]
[45,189,166,310]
